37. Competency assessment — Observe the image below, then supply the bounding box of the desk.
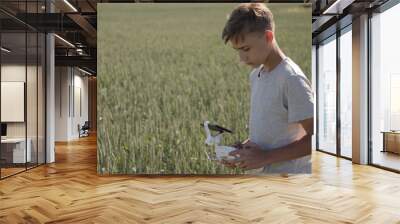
[1,138,31,163]
[381,131,400,154]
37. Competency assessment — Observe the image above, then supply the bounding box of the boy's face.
[230,31,273,68]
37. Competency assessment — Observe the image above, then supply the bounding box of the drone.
[201,121,240,162]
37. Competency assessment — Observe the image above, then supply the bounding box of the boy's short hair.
[222,3,275,44]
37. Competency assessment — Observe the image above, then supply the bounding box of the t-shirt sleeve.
[284,74,314,123]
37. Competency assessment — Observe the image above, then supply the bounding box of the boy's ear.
[265,30,274,43]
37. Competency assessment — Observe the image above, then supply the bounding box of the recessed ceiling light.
[1,47,11,53]
[63,0,78,12]
[77,67,93,76]
[54,34,75,48]
[322,0,355,15]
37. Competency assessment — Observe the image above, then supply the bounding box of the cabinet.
[382,131,400,154]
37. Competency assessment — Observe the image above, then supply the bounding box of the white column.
[352,14,369,164]
[46,1,55,163]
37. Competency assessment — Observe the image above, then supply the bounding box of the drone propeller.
[200,123,233,133]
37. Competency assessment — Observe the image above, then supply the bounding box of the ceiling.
[1,0,181,74]
[312,0,391,44]
[1,0,99,74]
[4,0,393,74]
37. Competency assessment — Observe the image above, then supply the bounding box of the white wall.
[55,66,69,141]
[1,82,25,122]
[1,63,46,164]
[1,65,26,81]
[76,71,89,138]
[1,65,38,138]
[55,67,89,141]
[1,65,26,140]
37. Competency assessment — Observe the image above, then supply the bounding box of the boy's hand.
[219,139,248,168]
[219,142,240,168]
[231,138,250,149]
[220,158,238,168]
[228,141,269,170]
[220,140,242,168]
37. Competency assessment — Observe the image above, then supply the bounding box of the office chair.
[79,121,90,138]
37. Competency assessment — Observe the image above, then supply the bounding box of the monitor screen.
[1,123,7,137]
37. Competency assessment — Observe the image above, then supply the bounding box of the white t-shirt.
[248,57,314,174]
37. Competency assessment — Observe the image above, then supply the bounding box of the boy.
[221,3,314,174]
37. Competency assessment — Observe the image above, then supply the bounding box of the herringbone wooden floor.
[1,134,400,224]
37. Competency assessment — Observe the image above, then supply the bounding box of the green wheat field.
[97,3,311,175]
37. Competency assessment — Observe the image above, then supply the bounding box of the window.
[317,35,337,154]
[0,1,47,179]
[370,2,400,171]
[339,27,352,158]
